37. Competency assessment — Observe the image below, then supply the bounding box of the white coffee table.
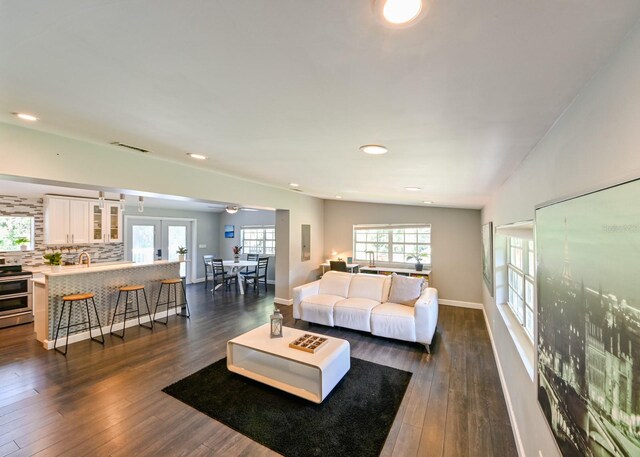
[227,323,350,403]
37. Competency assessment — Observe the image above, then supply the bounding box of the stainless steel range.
[0,265,34,328]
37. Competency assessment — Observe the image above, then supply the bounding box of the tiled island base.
[33,261,181,350]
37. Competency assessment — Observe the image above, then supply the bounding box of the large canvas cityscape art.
[536,179,640,456]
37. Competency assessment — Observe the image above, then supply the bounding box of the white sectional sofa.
[292,271,438,351]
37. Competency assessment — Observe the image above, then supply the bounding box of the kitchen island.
[32,260,181,350]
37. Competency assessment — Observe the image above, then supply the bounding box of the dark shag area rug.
[162,357,412,457]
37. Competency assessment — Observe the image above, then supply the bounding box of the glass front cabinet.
[89,202,122,243]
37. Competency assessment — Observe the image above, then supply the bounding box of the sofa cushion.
[371,303,417,342]
[318,271,353,298]
[347,274,391,303]
[300,294,343,327]
[334,297,380,332]
[388,273,424,306]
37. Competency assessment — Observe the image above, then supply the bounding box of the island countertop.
[26,260,180,277]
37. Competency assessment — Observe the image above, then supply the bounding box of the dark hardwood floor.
[0,285,517,456]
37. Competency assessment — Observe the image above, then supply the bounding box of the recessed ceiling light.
[335,195,342,199]
[383,0,422,24]
[13,112,38,122]
[289,183,299,187]
[422,200,433,204]
[359,145,388,155]
[405,187,421,191]
[187,153,207,160]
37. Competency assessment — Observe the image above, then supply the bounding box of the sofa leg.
[423,343,431,354]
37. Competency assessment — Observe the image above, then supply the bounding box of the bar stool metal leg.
[110,290,123,336]
[89,297,105,344]
[110,290,130,339]
[154,283,169,325]
[141,288,153,329]
[53,301,69,356]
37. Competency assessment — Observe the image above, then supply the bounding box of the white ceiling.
[1,1,639,209]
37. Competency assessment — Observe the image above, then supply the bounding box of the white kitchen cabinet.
[89,202,122,243]
[44,197,89,244]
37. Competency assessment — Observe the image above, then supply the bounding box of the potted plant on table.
[406,252,427,272]
[43,251,63,272]
[14,237,30,251]
[177,246,188,261]
[232,246,242,263]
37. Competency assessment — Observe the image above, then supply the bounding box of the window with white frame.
[241,225,275,255]
[507,237,535,339]
[0,216,34,252]
[353,224,431,265]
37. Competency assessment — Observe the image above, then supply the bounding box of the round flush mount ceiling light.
[383,0,422,24]
[187,153,207,160]
[359,144,388,155]
[13,112,38,121]
[225,206,239,214]
[405,187,421,191]
[289,182,300,187]
[373,0,427,28]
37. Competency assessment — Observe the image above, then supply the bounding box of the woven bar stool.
[110,285,153,339]
[153,278,190,325]
[53,292,105,356]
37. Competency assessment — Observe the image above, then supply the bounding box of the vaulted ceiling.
[2,0,639,208]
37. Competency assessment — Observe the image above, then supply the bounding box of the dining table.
[210,259,259,295]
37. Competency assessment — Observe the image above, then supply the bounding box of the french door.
[125,217,193,283]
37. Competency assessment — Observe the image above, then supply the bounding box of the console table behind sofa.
[359,266,431,287]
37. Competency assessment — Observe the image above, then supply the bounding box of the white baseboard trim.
[274,297,292,306]
[482,308,526,457]
[438,299,483,309]
[41,308,178,350]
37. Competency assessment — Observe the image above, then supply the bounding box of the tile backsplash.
[0,195,124,266]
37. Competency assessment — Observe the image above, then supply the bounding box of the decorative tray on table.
[289,334,328,353]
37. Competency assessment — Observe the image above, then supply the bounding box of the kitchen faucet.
[78,251,91,268]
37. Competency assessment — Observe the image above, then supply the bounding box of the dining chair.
[203,255,215,289]
[330,260,348,272]
[240,253,259,280]
[211,258,238,292]
[243,257,269,292]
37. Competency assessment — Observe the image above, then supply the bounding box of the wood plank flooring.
[0,285,517,456]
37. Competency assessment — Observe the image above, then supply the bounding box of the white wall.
[324,200,482,303]
[0,123,325,300]
[482,19,640,457]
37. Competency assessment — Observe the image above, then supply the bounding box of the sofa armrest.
[292,280,320,319]
[414,287,439,345]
